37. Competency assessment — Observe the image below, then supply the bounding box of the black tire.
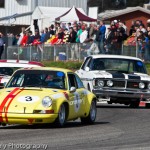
[129,101,140,108]
[54,104,66,127]
[81,100,97,124]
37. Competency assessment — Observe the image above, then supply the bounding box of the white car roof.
[0,60,44,67]
[89,55,142,61]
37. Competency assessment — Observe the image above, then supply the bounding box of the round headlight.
[107,80,113,87]
[139,82,145,89]
[148,83,150,89]
[42,96,52,108]
[97,80,104,87]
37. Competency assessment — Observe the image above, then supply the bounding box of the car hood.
[91,71,150,81]
[0,87,66,113]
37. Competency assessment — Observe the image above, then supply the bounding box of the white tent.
[55,6,97,22]
[32,6,86,30]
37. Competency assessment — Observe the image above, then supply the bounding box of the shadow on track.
[0,121,110,129]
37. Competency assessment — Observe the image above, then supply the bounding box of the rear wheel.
[81,100,97,124]
[55,104,66,127]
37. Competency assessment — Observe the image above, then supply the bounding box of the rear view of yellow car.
[0,67,97,127]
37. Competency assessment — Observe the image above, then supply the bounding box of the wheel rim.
[90,101,96,121]
[59,104,66,125]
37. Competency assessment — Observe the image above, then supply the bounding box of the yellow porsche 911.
[0,67,97,127]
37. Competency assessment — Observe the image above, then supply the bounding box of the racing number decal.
[25,96,32,101]
[18,96,40,103]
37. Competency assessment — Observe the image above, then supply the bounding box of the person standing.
[99,21,106,54]
[0,33,4,59]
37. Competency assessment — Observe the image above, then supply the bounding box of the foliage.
[42,61,83,70]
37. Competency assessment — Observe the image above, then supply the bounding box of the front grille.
[113,81,125,88]
[127,81,139,89]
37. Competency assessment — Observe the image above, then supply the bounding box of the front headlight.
[139,82,145,89]
[97,80,104,88]
[42,96,52,108]
[107,80,113,87]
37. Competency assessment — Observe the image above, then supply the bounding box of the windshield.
[6,70,66,89]
[89,58,147,74]
[0,67,20,76]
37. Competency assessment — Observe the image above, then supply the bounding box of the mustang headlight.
[139,82,145,89]
[42,96,52,108]
[97,80,104,88]
[148,83,150,89]
[107,80,113,87]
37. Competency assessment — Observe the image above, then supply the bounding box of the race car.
[76,55,150,107]
[0,67,97,127]
[0,60,44,87]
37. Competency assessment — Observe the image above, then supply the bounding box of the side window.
[81,57,92,70]
[128,62,134,72]
[75,75,84,88]
[68,74,78,89]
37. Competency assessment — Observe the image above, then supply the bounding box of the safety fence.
[6,42,147,61]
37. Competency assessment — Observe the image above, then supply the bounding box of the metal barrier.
[7,42,148,61]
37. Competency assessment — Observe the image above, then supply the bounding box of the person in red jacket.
[20,31,28,46]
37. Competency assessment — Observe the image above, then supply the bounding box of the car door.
[67,73,85,118]
[76,57,92,88]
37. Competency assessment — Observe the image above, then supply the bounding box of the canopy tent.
[32,6,86,30]
[55,6,97,22]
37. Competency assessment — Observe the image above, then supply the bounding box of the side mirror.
[85,67,90,72]
[70,87,76,93]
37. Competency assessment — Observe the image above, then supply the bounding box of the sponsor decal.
[18,96,40,103]
[69,92,82,112]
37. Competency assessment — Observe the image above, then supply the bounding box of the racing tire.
[129,101,140,108]
[54,104,66,127]
[81,100,97,124]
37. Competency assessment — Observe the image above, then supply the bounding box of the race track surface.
[0,104,150,150]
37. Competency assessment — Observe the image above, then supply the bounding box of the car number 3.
[25,96,32,101]
[18,96,40,103]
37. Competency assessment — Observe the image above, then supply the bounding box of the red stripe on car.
[0,88,20,122]
[5,89,23,123]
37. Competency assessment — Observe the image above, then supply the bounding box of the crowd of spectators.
[3,19,150,61]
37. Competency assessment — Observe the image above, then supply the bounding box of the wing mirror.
[85,67,90,72]
[70,87,76,93]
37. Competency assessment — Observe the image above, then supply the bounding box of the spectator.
[99,20,106,54]
[0,33,4,59]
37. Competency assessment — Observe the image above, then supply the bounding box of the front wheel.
[81,100,97,124]
[55,104,66,127]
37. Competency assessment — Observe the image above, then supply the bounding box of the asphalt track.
[0,104,150,150]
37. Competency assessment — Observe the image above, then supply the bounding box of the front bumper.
[93,88,150,100]
[1,113,58,124]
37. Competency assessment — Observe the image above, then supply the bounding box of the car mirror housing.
[85,67,90,72]
[70,87,76,93]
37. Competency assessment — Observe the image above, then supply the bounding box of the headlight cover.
[97,80,104,88]
[42,96,52,108]
[139,82,145,89]
[107,80,113,87]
